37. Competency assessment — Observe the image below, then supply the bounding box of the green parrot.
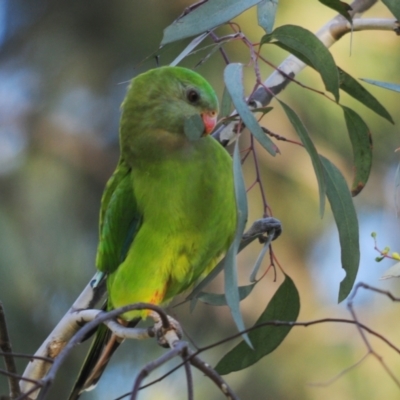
[68,66,237,398]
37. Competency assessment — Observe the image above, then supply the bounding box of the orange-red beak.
[201,111,218,135]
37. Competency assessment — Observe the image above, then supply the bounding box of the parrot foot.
[149,312,183,348]
[243,217,282,243]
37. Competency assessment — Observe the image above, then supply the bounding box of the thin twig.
[129,342,187,400]
[0,303,21,398]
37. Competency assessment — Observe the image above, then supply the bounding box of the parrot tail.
[68,318,140,400]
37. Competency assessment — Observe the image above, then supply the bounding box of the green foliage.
[278,99,326,217]
[257,0,278,33]
[361,79,400,93]
[215,274,300,374]
[381,0,400,20]
[161,0,263,45]
[338,68,394,123]
[224,63,278,155]
[318,0,352,22]
[320,156,360,302]
[341,106,373,196]
[197,283,256,306]
[261,25,340,101]
[157,0,397,372]
[223,141,251,345]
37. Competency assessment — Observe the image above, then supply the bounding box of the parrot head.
[119,66,219,160]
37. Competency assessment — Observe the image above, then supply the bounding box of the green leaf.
[279,100,326,217]
[170,32,209,67]
[338,69,393,123]
[381,0,400,20]
[184,114,205,141]
[187,218,280,304]
[318,0,352,22]
[360,79,400,94]
[249,239,271,282]
[320,156,360,302]
[223,141,251,346]
[261,25,340,101]
[224,63,278,155]
[197,283,256,306]
[257,0,278,33]
[161,0,263,45]
[215,274,300,375]
[342,106,373,196]
[220,86,233,118]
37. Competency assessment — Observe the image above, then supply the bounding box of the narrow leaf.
[279,100,326,216]
[187,217,282,304]
[342,106,373,196]
[318,0,352,22]
[170,32,210,67]
[249,239,272,282]
[360,79,400,94]
[320,156,360,302]
[261,25,340,101]
[197,283,256,306]
[220,86,233,118]
[215,274,300,375]
[380,262,400,280]
[162,0,262,45]
[224,63,278,155]
[257,0,278,33]
[223,141,251,345]
[339,68,393,124]
[381,0,400,20]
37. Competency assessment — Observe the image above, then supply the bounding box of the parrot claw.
[243,217,282,242]
[149,312,183,348]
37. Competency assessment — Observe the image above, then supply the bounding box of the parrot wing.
[69,158,142,399]
[96,157,142,274]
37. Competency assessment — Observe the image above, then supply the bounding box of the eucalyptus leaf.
[216,274,300,374]
[220,86,233,118]
[197,283,256,306]
[360,78,400,94]
[381,0,400,20]
[187,217,282,305]
[320,156,360,302]
[261,25,340,101]
[257,0,278,33]
[162,0,262,45]
[339,68,393,123]
[278,100,326,217]
[224,63,278,155]
[223,141,251,345]
[249,238,272,282]
[342,106,373,196]
[170,32,210,67]
[318,0,352,22]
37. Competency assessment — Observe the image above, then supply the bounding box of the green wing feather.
[69,158,141,399]
[96,158,142,273]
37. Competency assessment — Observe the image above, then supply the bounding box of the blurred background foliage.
[1,0,400,399]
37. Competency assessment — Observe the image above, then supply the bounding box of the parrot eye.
[186,89,200,104]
